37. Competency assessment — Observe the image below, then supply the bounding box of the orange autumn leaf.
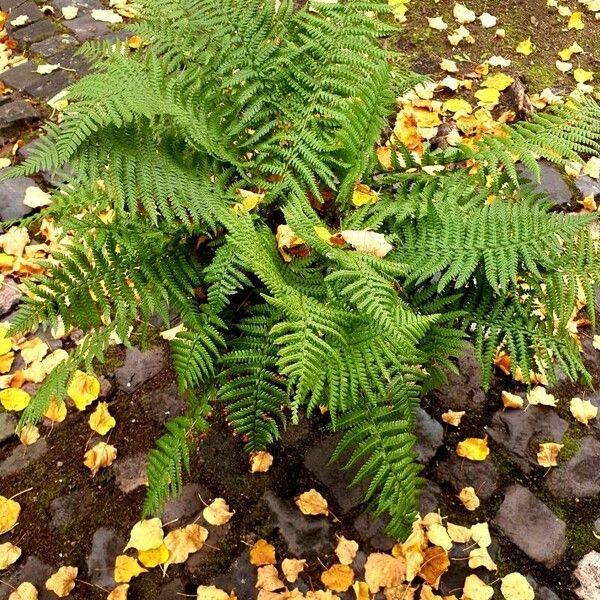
[249,539,276,566]
[321,563,354,593]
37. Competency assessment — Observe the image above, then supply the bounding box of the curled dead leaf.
[295,489,328,516]
[441,410,465,427]
[281,558,306,583]
[537,442,563,467]
[335,536,359,565]
[203,497,234,526]
[249,451,273,473]
[83,441,117,476]
[458,486,480,511]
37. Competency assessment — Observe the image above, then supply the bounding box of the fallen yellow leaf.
[19,425,40,446]
[125,518,164,552]
[501,391,524,409]
[295,489,329,516]
[196,586,236,600]
[44,398,67,423]
[0,352,14,374]
[203,497,234,526]
[114,555,148,583]
[469,547,497,571]
[250,539,276,566]
[481,73,514,90]
[321,563,354,592]
[8,582,37,600]
[19,338,48,365]
[45,566,77,597]
[0,542,21,570]
[83,441,117,476]
[463,574,493,600]
[232,189,264,214]
[138,543,169,568]
[281,558,306,583]
[418,545,450,588]
[458,486,480,511]
[471,522,492,548]
[537,442,563,467]
[88,401,116,435]
[568,11,584,30]
[352,183,379,207]
[500,572,534,600]
[574,68,594,83]
[441,410,465,426]
[249,451,273,473]
[256,565,285,592]
[456,437,490,461]
[527,386,557,407]
[340,230,393,258]
[570,397,598,425]
[0,496,20,535]
[474,88,500,108]
[364,552,405,593]
[335,536,359,565]
[425,523,453,550]
[0,388,31,411]
[447,522,472,543]
[107,584,129,600]
[515,38,534,56]
[351,581,370,600]
[67,370,100,410]
[163,524,208,569]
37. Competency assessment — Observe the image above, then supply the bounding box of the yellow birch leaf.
[88,401,116,435]
[281,558,306,583]
[44,398,67,423]
[125,518,164,552]
[196,586,235,600]
[364,553,406,593]
[67,370,100,410]
[107,584,129,600]
[335,536,359,565]
[114,555,147,583]
[0,542,21,570]
[456,437,490,461]
[443,99,473,115]
[83,442,117,476]
[19,425,40,446]
[256,565,285,592]
[340,230,393,258]
[91,8,122,22]
[321,564,354,593]
[163,524,208,569]
[481,73,514,90]
[501,391,524,409]
[61,6,79,19]
[537,442,563,467]
[469,547,497,571]
[515,38,534,56]
[447,522,472,543]
[594,335,600,350]
[500,572,534,600]
[420,584,443,599]
[570,397,598,425]
[425,523,453,550]
[0,388,31,411]
[474,88,500,108]
[458,486,480,510]
[568,11,584,30]
[45,566,77,597]
[314,226,333,244]
[574,68,594,83]
[352,183,379,207]
[453,3,476,23]
[441,410,465,426]
[0,496,20,535]
[527,386,557,407]
[8,582,37,600]
[295,489,329,516]
[0,352,14,373]
[202,497,234,526]
[463,574,494,600]
[427,16,448,30]
[471,522,492,548]
[233,189,264,214]
[352,581,370,600]
[138,543,169,568]
[249,451,273,473]
[250,539,277,566]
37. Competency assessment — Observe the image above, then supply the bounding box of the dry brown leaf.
[458,486,480,511]
[163,524,208,569]
[456,437,490,461]
[441,410,465,426]
[256,565,285,592]
[203,498,234,526]
[249,451,273,473]
[8,582,37,600]
[501,391,524,409]
[321,564,354,592]
[45,566,77,597]
[114,555,148,583]
[364,552,406,593]
[0,542,21,569]
[107,584,129,600]
[83,441,117,476]
[281,558,306,583]
[250,539,277,566]
[418,546,450,588]
[537,442,563,467]
[335,536,359,565]
[295,489,328,516]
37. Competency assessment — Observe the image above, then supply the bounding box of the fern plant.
[3,0,600,540]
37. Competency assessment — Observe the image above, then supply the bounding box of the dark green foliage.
[3,0,600,540]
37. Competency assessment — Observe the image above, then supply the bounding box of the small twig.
[9,487,33,501]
